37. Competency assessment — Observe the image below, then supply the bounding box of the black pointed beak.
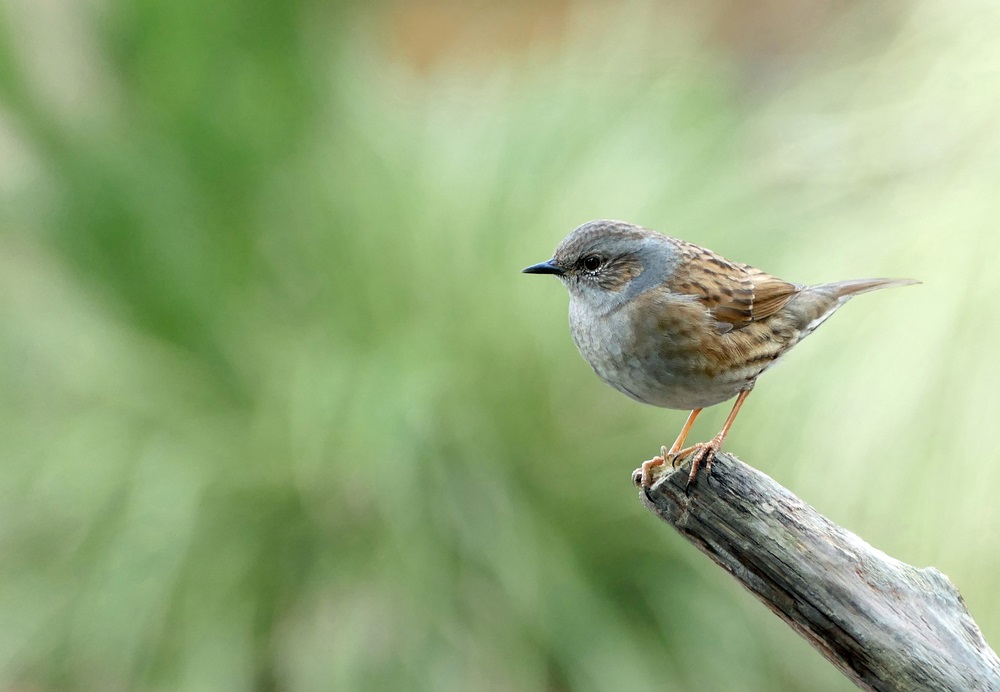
[522,259,564,276]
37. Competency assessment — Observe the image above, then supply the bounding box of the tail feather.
[817,277,921,299]
[794,277,919,338]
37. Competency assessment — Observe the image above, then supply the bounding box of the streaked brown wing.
[670,240,801,333]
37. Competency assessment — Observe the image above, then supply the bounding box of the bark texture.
[636,453,1000,691]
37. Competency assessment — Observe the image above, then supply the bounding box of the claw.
[631,468,643,487]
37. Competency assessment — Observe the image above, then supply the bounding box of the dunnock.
[523,219,917,489]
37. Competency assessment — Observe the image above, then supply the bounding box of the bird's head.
[523,219,677,313]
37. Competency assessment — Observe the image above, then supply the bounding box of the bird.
[523,219,917,489]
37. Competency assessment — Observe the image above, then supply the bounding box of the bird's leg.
[701,388,751,477]
[676,387,753,489]
[663,408,702,468]
[637,409,702,488]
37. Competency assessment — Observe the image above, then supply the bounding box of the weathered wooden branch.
[635,453,1000,691]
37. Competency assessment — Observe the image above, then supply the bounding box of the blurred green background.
[1,0,998,689]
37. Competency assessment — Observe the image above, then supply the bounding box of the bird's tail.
[794,277,919,339]
[817,277,921,299]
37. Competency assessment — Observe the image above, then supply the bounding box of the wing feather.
[669,240,801,333]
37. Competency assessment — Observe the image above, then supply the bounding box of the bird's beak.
[522,259,564,276]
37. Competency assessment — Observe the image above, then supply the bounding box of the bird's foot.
[672,436,724,492]
[632,452,667,488]
[634,439,723,491]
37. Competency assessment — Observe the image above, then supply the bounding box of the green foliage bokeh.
[1,1,999,690]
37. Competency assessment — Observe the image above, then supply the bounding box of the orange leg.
[675,387,753,488]
[638,408,702,487]
[664,409,702,466]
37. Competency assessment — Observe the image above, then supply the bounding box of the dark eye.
[582,255,602,271]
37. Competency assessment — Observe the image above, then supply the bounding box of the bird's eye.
[582,255,602,271]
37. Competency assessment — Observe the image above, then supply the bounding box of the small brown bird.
[523,220,917,489]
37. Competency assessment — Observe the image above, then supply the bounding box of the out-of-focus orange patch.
[379,0,573,72]
[376,0,860,77]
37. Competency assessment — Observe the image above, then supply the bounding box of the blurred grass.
[0,0,999,690]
